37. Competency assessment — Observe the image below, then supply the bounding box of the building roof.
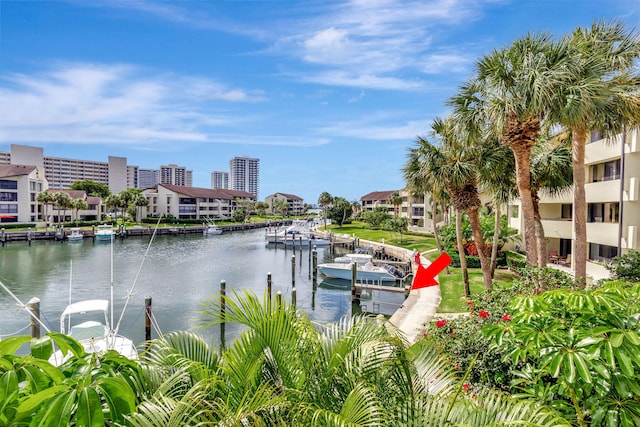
[50,189,87,200]
[86,196,102,205]
[360,190,399,202]
[0,164,37,178]
[269,193,303,201]
[159,184,255,200]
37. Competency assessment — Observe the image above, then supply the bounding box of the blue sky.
[0,0,637,203]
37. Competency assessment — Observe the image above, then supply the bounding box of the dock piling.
[27,297,40,339]
[145,297,152,341]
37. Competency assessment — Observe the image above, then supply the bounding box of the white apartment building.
[510,128,639,277]
[0,164,48,224]
[159,164,193,187]
[360,190,443,230]
[211,171,229,189]
[0,144,129,193]
[229,156,259,198]
[265,193,304,215]
[142,184,255,220]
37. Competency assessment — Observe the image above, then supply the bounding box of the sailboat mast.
[110,233,114,330]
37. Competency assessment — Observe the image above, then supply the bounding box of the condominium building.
[265,193,304,215]
[211,171,229,189]
[159,164,193,187]
[509,128,639,278]
[142,184,255,220]
[229,156,259,198]
[0,144,129,193]
[360,190,442,230]
[0,164,48,223]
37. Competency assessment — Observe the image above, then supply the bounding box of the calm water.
[0,229,404,346]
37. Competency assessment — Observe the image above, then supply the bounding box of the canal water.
[0,229,405,346]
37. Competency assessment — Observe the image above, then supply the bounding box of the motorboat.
[317,260,399,282]
[281,235,331,247]
[265,219,313,243]
[204,223,223,235]
[48,299,138,366]
[95,224,115,242]
[333,253,373,264]
[67,227,84,242]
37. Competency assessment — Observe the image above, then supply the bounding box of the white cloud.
[0,63,267,146]
[320,116,429,140]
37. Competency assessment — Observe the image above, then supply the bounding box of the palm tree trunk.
[490,203,501,278]
[572,128,588,283]
[432,200,450,274]
[455,210,470,297]
[467,207,492,290]
[532,190,547,268]
[511,144,538,267]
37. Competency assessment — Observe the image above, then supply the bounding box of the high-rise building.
[0,144,129,193]
[229,156,259,198]
[159,164,193,187]
[211,171,229,189]
[138,168,159,189]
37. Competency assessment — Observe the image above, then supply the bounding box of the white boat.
[67,227,84,242]
[265,219,312,243]
[333,253,373,264]
[204,223,223,235]
[317,260,398,282]
[282,235,331,247]
[48,299,138,366]
[95,224,115,242]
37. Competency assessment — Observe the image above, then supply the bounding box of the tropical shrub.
[485,281,640,426]
[606,249,640,283]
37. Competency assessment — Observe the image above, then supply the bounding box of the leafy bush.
[606,249,640,282]
[446,251,481,268]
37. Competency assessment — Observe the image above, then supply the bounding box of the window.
[590,130,603,143]
[179,198,196,205]
[0,192,18,202]
[0,204,18,213]
[179,206,196,213]
[587,202,619,223]
[0,180,17,190]
[589,243,618,262]
[561,204,572,219]
[30,181,36,191]
[590,159,621,183]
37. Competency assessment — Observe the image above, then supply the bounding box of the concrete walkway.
[388,253,442,344]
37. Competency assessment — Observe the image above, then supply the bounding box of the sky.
[0,0,638,204]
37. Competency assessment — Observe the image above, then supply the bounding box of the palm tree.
[273,199,289,216]
[405,116,496,292]
[71,198,88,225]
[103,194,120,221]
[133,193,149,222]
[127,291,569,426]
[451,33,569,268]
[403,144,451,274]
[53,191,72,224]
[549,21,640,281]
[36,190,54,227]
[318,191,332,230]
[530,139,573,267]
[388,191,403,217]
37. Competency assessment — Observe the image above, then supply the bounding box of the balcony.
[586,133,623,162]
[585,179,622,203]
[586,222,619,247]
[541,218,573,239]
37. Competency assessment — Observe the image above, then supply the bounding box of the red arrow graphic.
[411,252,452,290]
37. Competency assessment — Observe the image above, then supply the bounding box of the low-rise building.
[265,193,304,215]
[48,190,103,223]
[142,184,255,220]
[360,189,442,230]
[0,164,48,224]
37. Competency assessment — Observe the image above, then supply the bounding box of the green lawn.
[437,268,517,312]
[327,222,439,254]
